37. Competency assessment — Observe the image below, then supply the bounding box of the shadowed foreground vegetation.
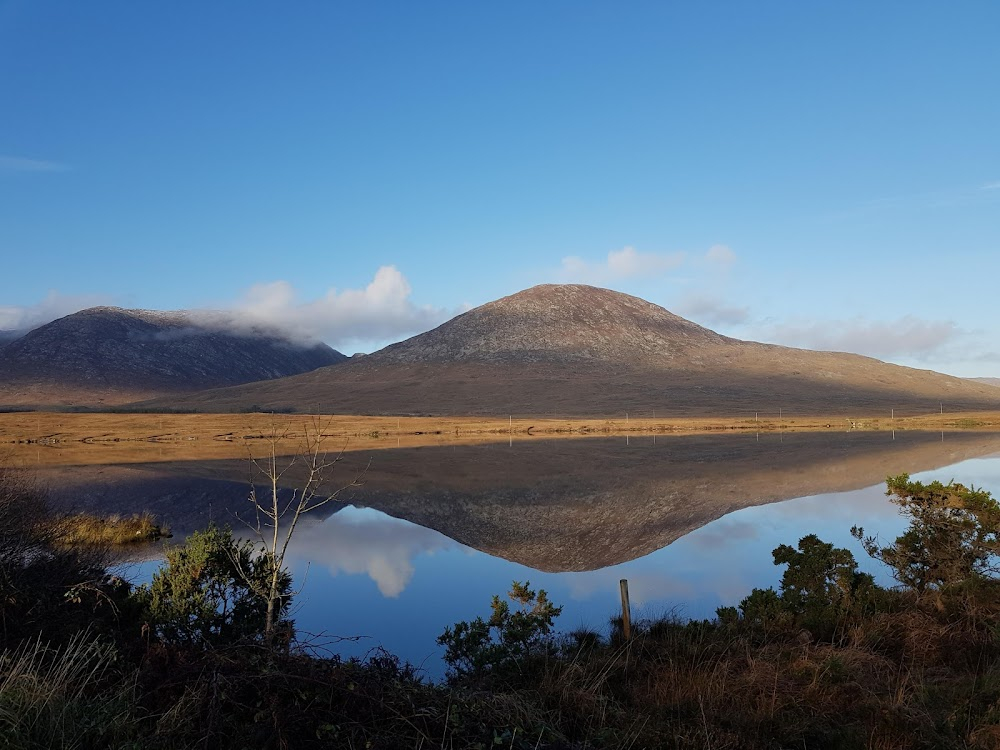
[3,465,1000,748]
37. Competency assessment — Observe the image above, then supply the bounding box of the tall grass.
[0,631,134,749]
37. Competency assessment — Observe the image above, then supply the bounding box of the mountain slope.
[971,377,1000,388]
[139,284,1000,417]
[0,330,21,350]
[0,307,346,407]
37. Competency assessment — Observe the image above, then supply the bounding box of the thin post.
[619,579,632,640]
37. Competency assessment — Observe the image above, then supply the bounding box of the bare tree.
[239,418,367,645]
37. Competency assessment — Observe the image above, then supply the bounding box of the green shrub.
[721,535,874,639]
[136,525,292,647]
[853,474,1000,596]
[438,581,562,682]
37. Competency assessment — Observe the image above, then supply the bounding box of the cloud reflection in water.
[277,506,460,597]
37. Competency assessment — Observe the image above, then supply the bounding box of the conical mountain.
[0,306,346,407]
[375,284,728,364]
[140,284,1000,417]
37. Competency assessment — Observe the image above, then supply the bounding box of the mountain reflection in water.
[244,450,1000,671]
[41,430,1000,671]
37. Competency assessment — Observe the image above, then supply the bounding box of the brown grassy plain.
[2,409,1000,468]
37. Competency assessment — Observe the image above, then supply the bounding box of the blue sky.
[1,2,998,374]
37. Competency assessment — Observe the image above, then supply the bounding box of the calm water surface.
[275,454,999,674]
[112,432,1000,678]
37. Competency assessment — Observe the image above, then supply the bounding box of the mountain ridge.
[138,284,1000,417]
[0,306,346,407]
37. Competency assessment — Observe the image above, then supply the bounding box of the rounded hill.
[376,284,729,364]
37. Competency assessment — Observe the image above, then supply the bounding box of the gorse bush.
[718,534,877,639]
[853,473,1000,596]
[438,581,562,681]
[135,524,292,647]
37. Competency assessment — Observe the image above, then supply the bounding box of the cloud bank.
[558,246,686,284]
[760,316,959,359]
[557,244,734,285]
[0,291,113,332]
[673,295,750,326]
[0,267,451,353]
[234,266,452,349]
[702,244,737,270]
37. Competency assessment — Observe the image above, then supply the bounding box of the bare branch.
[235,416,370,646]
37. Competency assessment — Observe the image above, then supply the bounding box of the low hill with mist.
[0,307,346,407]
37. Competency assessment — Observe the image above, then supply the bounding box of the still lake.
[70,429,1000,677]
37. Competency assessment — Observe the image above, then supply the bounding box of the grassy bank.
[53,511,170,546]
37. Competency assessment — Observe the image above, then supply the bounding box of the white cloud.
[234,266,452,349]
[557,244,736,285]
[760,316,958,359]
[674,294,749,326]
[0,267,449,352]
[982,181,1000,191]
[703,244,737,270]
[0,155,69,172]
[558,246,685,284]
[0,291,113,332]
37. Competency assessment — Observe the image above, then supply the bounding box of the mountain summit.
[0,306,346,407]
[376,284,728,364]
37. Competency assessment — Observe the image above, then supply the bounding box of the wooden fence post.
[620,579,632,640]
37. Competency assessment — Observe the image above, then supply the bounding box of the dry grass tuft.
[54,511,170,546]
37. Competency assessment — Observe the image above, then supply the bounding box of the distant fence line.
[472,405,969,423]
